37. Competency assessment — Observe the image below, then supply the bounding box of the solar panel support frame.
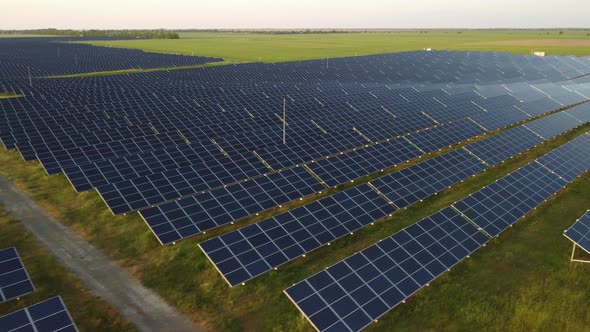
[570,243,590,264]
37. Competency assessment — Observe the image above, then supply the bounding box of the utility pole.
[75,54,78,66]
[283,98,286,145]
[27,67,32,87]
[326,56,329,69]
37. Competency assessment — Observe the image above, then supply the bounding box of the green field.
[0,207,134,331]
[0,110,589,331]
[79,30,590,63]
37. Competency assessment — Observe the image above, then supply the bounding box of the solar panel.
[284,208,488,332]
[524,111,582,139]
[199,184,396,286]
[0,296,78,332]
[564,210,590,254]
[564,102,590,123]
[453,162,566,237]
[463,125,543,166]
[0,247,35,303]
[406,119,486,153]
[308,138,422,186]
[140,167,325,244]
[536,133,590,181]
[97,152,268,215]
[371,149,486,209]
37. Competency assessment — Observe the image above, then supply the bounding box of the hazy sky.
[1,0,588,30]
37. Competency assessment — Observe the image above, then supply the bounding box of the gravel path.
[0,176,202,332]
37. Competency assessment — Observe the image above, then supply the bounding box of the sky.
[1,0,589,30]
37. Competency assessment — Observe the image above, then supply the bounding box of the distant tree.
[559,30,564,35]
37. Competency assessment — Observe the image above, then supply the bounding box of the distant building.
[533,51,546,57]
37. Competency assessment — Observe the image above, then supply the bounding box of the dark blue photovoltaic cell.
[536,133,590,181]
[0,296,78,332]
[406,119,486,153]
[464,125,543,166]
[371,149,486,208]
[140,167,325,244]
[524,111,582,139]
[564,210,590,254]
[200,184,396,286]
[0,247,35,303]
[453,162,566,237]
[284,208,488,332]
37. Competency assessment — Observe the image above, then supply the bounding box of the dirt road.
[0,176,202,332]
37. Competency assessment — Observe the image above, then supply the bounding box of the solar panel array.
[0,37,222,78]
[0,247,35,303]
[0,296,78,332]
[564,210,590,254]
[1,39,589,249]
[285,130,590,332]
[0,37,589,331]
[199,104,590,286]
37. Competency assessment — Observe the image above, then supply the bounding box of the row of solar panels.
[0,247,78,332]
[284,130,590,332]
[2,50,588,153]
[0,51,589,249]
[136,102,590,245]
[198,103,590,286]
[0,37,222,78]
[564,210,590,255]
[2,77,587,160]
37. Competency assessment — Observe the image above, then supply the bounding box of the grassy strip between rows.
[0,92,24,99]
[0,207,135,331]
[41,60,235,79]
[0,119,589,330]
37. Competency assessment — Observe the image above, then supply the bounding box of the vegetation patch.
[0,92,24,99]
[0,207,135,331]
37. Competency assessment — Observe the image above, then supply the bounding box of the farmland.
[78,30,590,63]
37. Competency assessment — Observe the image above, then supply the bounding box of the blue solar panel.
[140,167,325,244]
[406,119,486,153]
[284,208,488,332]
[308,138,422,186]
[199,184,396,286]
[0,247,35,303]
[453,162,566,237]
[524,111,582,139]
[0,296,78,332]
[564,102,590,123]
[536,133,590,181]
[564,210,590,254]
[371,149,486,208]
[464,125,544,166]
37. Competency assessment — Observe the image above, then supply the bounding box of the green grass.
[0,92,23,99]
[77,30,590,63]
[0,121,589,331]
[0,207,135,331]
[43,61,232,79]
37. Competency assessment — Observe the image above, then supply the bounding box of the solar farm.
[0,35,589,331]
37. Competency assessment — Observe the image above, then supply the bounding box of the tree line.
[1,29,179,39]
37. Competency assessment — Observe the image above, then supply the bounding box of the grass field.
[0,92,23,99]
[78,30,590,63]
[0,114,589,331]
[0,207,134,331]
